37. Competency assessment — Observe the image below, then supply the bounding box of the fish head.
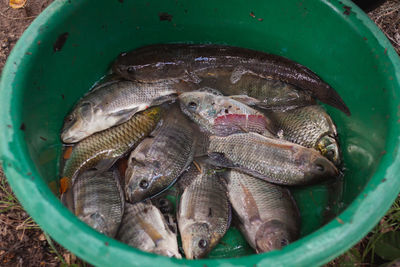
[154,197,175,214]
[80,212,113,237]
[178,92,219,133]
[61,101,94,143]
[181,223,214,259]
[317,135,341,166]
[255,220,292,253]
[111,53,138,80]
[125,160,165,203]
[304,152,339,183]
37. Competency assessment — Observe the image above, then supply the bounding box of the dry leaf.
[38,233,46,241]
[9,0,27,9]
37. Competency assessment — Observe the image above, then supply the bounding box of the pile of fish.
[59,44,347,259]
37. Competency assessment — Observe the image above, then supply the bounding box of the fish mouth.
[310,156,339,179]
[61,134,77,144]
[61,124,87,143]
[154,248,182,259]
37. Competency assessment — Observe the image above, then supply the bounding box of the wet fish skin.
[204,73,316,111]
[117,202,181,258]
[269,105,340,165]
[61,107,162,192]
[176,163,202,192]
[178,163,230,259]
[72,169,124,237]
[125,105,195,203]
[113,44,350,115]
[208,132,339,186]
[179,91,273,136]
[151,189,179,235]
[61,80,185,143]
[226,170,299,253]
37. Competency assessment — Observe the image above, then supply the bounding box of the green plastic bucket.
[1,0,400,265]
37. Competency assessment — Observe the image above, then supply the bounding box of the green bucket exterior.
[1,0,400,266]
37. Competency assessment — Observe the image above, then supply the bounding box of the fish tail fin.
[317,85,351,116]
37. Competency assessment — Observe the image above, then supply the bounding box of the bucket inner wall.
[3,0,398,263]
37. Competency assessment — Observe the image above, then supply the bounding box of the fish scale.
[269,105,337,148]
[61,80,183,143]
[201,71,316,110]
[208,132,339,185]
[61,107,161,191]
[226,170,299,252]
[116,202,181,258]
[125,105,195,203]
[178,163,230,259]
[73,170,124,237]
[227,170,299,230]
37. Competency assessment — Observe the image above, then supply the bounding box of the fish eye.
[127,66,135,73]
[198,239,208,249]
[187,101,198,110]
[65,114,74,123]
[139,180,149,189]
[315,164,325,172]
[159,199,168,206]
[326,150,334,158]
[280,238,289,247]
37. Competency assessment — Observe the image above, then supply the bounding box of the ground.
[0,0,399,266]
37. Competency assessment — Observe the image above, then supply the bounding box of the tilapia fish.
[61,79,187,143]
[178,162,230,259]
[117,202,181,258]
[206,73,316,111]
[176,163,202,192]
[226,170,299,253]
[208,132,339,186]
[268,105,340,165]
[72,170,124,237]
[179,91,274,136]
[60,107,161,193]
[152,189,179,235]
[113,44,350,115]
[125,105,196,203]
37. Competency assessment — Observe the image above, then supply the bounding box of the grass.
[328,196,400,266]
[361,196,400,264]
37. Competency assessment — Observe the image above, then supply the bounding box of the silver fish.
[61,80,189,143]
[125,105,196,203]
[178,162,230,259]
[179,91,274,136]
[208,132,339,186]
[117,202,181,258]
[72,169,124,237]
[268,105,340,165]
[226,170,300,253]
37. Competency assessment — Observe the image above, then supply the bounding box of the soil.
[0,2,72,266]
[0,0,399,266]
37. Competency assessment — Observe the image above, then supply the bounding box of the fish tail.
[316,85,351,116]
